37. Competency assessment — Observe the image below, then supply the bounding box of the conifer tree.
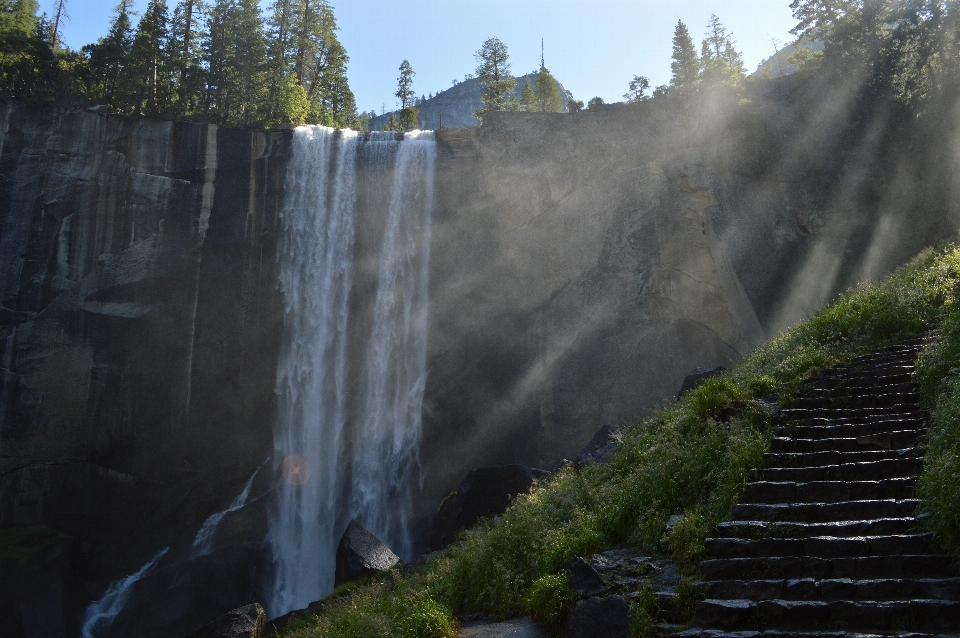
[169,0,207,116]
[670,20,700,91]
[473,37,519,120]
[123,0,172,116]
[520,77,535,111]
[395,59,417,130]
[624,74,650,102]
[700,15,745,89]
[533,64,562,112]
[204,0,267,126]
[84,0,135,106]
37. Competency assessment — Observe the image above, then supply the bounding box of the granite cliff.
[1,71,959,635]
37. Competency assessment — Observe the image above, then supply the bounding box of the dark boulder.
[185,603,265,638]
[677,366,727,398]
[559,596,631,638]
[564,557,607,597]
[574,425,619,469]
[429,465,548,550]
[334,520,400,588]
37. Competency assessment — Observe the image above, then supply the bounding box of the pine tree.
[169,0,207,116]
[623,75,650,102]
[122,0,172,116]
[533,64,562,112]
[204,0,267,126]
[670,20,700,91]
[395,59,417,130]
[700,15,745,89]
[473,37,519,120]
[520,77,535,111]
[84,0,135,106]
[0,0,56,99]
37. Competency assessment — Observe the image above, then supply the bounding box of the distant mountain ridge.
[368,72,575,130]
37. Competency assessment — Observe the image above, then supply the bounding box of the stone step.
[780,406,923,421]
[700,555,957,581]
[791,394,920,411]
[703,534,935,559]
[762,449,919,469]
[712,518,926,539]
[776,422,924,441]
[753,458,923,482]
[830,382,920,397]
[672,630,952,638]
[741,479,915,504]
[768,432,921,454]
[731,499,919,523]
[694,598,960,632]
[706,577,960,602]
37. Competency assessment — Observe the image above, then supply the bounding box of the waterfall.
[81,547,169,638]
[268,127,436,616]
[191,464,263,558]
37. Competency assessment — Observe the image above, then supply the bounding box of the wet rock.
[560,596,631,638]
[574,425,619,468]
[185,603,265,638]
[334,520,400,587]
[678,366,727,398]
[429,466,548,550]
[564,557,607,597]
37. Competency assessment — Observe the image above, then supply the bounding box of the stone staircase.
[675,338,960,638]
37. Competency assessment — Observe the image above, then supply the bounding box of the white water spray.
[268,127,436,616]
[81,547,169,638]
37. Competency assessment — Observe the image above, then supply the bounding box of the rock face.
[334,519,400,588]
[368,73,575,131]
[574,425,618,469]
[678,366,728,398]
[429,465,548,550]
[0,100,288,635]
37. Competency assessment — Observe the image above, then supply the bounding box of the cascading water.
[191,464,263,558]
[268,127,436,616]
[81,548,169,638]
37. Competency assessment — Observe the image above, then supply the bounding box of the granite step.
[741,479,915,505]
[706,577,960,602]
[694,598,960,632]
[703,534,935,559]
[775,422,925,441]
[768,432,921,454]
[752,459,923,483]
[761,449,920,469]
[731,499,920,523]
[699,555,957,581]
[711,518,926,539]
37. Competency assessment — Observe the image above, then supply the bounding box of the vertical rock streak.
[269,128,436,616]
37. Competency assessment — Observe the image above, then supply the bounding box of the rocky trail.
[676,338,960,638]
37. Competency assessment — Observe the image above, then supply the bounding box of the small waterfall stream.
[268,127,436,616]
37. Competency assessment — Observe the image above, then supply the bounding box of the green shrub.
[629,584,659,638]
[526,573,575,627]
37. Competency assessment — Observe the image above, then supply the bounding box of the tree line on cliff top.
[0,0,361,129]
[3,1,960,129]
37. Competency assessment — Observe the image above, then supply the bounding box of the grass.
[283,243,960,637]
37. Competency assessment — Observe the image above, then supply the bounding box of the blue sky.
[41,0,798,115]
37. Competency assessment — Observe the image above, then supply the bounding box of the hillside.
[368,72,576,130]
[279,243,960,637]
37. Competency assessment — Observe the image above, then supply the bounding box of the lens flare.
[280,455,311,486]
